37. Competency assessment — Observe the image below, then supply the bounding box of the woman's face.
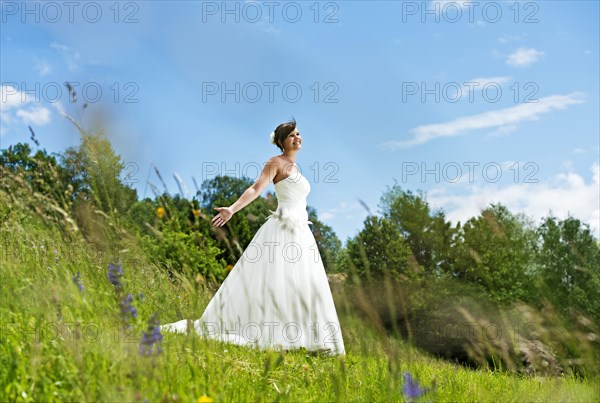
[282,128,302,152]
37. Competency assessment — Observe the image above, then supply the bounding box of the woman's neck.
[281,151,297,163]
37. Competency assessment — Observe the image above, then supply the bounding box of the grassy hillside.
[1,189,598,402]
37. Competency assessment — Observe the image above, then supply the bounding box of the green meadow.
[1,212,598,401]
[1,111,598,401]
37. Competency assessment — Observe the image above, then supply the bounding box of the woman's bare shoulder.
[265,156,293,179]
[262,156,283,177]
[267,155,284,163]
[266,155,288,167]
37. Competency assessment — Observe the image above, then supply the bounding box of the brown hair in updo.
[273,117,297,152]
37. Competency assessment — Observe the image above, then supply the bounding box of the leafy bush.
[342,215,413,280]
[140,227,226,283]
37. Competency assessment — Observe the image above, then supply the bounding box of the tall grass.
[1,112,598,401]
[1,173,599,402]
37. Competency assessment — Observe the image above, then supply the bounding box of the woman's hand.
[212,207,234,227]
[210,157,279,228]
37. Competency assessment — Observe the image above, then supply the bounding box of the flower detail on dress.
[267,207,312,233]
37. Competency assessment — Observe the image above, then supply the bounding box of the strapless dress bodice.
[267,168,312,232]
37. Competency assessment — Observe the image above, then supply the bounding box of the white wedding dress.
[160,166,346,355]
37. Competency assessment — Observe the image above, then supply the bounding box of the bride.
[161,119,346,356]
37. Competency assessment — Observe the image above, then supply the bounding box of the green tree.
[1,142,72,209]
[536,215,600,323]
[127,198,157,237]
[343,215,412,280]
[308,206,342,272]
[379,184,457,275]
[450,203,538,304]
[61,132,137,215]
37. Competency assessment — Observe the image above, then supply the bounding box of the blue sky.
[1,0,599,242]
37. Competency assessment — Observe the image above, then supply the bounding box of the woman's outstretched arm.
[211,157,280,227]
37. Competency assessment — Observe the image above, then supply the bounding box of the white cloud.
[1,85,24,129]
[429,0,488,25]
[16,107,51,125]
[486,124,519,138]
[498,34,524,44]
[50,42,80,71]
[506,47,545,67]
[320,211,335,221]
[33,56,52,76]
[381,92,585,149]
[464,76,511,88]
[427,162,600,240]
[1,84,52,128]
[1,84,27,109]
[319,200,366,222]
[449,76,511,100]
[52,101,67,117]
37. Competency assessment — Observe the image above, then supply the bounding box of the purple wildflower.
[108,261,123,289]
[120,293,138,323]
[139,313,163,356]
[71,271,84,291]
[402,372,425,400]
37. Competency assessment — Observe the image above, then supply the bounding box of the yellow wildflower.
[226,264,234,271]
[192,209,201,217]
[197,396,214,403]
[156,207,165,218]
